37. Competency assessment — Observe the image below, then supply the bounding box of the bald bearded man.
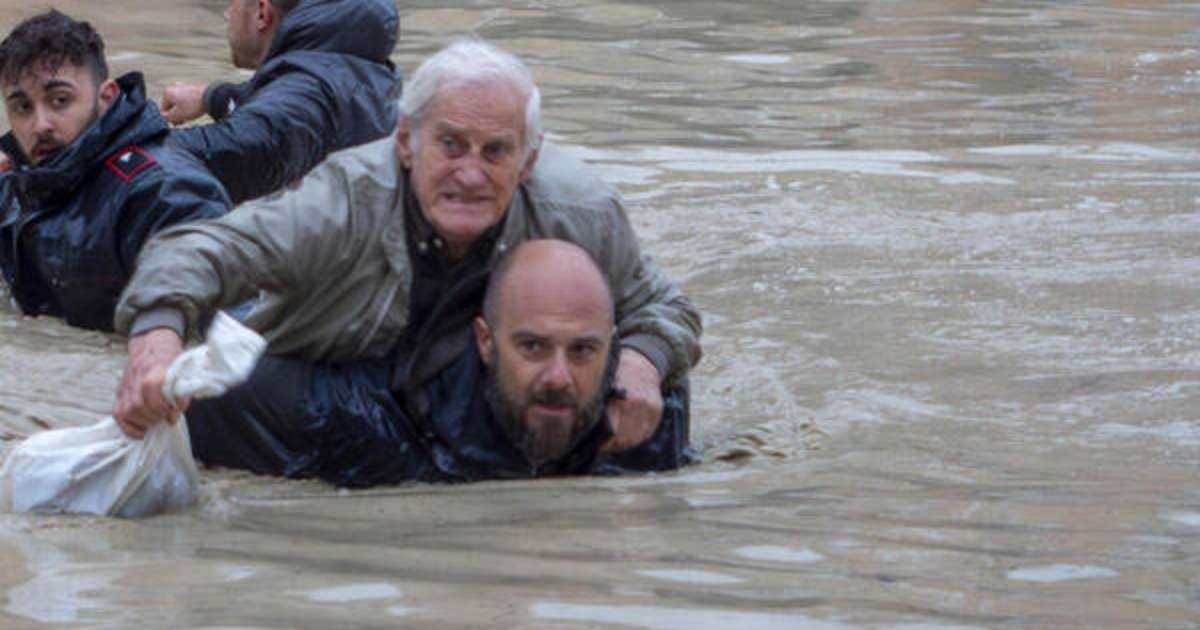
[184,239,692,485]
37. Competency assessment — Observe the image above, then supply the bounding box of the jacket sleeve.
[113,162,357,340]
[0,174,17,296]
[202,80,254,121]
[169,68,338,205]
[605,198,703,385]
[115,168,231,276]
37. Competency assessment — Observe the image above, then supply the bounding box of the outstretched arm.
[168,73,337,204]
[568,194,703,452]
[112,164,357,434]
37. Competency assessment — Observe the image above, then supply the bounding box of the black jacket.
[171,0,401,205]
[281,342,694,488]
[0,73,230,332]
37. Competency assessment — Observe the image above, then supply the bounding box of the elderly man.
[0,11,229,331]
[184,240,691,484]
[113,40,701,483]
[159,0,399,204]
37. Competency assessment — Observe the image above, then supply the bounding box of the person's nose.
[31,106,55,137]
[452,152,487,190]
[538,350,572,392]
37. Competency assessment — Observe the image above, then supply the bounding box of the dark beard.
[485,340,619,468]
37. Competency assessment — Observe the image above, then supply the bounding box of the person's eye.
[50,95,72,109]
[440,135,464,154]
[483,142,510,162]
[518,339,544,354]
[569,344,598,361]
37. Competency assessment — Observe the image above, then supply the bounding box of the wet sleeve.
[0,174,14,217]
[170,71,338,205]
[606,198,703,384]
[0,175,17,294]
[202,80,253,121]
[114,162,358,340]
[593,380,695,473]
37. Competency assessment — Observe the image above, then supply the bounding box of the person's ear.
[395,116,414,168]
[517,136,542,183]
[97,79,119,110]
[257,0,276,31]
[474,316,494,365]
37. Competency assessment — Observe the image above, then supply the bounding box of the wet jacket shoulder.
[0,73,230,331]
[169,0,400,205]
[116,137,701,380]
[501,144,703,383]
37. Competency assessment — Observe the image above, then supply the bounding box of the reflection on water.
[3,0,1200,627]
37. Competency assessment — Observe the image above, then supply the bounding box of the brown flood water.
[2,1,1199,628]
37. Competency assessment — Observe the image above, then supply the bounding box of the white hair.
[399,38,543,160]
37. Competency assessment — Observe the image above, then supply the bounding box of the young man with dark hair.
[159,0,400,205]
[0,10,230,331]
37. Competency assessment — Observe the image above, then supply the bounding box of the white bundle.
[0,313,265,517]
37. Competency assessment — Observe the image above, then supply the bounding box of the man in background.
[158,0,400,205]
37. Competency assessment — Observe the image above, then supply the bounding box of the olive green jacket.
[114,137,701,382]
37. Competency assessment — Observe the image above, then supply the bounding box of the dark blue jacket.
[0,73,230,332]
[171,0,401,205]
[280,342,694,488]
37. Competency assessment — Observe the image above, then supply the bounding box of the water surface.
[1,1,1198,627]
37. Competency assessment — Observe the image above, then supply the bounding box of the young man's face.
[3,62,114,164]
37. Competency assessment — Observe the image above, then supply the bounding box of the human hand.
[0,152,11,172]
[601,348,663,453]
[113,328,187,438]
[160,82,207,125]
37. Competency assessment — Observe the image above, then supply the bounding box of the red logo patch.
[104,146,156,182]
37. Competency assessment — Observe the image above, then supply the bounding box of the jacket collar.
[1,72,167,205]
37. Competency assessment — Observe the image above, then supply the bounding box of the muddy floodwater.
[2,1,1199,627]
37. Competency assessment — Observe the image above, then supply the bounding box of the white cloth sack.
[0,313,266,518]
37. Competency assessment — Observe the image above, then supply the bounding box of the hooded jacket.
[0,73,230,332]
[170,0,400,205]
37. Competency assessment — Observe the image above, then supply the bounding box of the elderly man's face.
[3,62,116,164]
[397,80,538,259]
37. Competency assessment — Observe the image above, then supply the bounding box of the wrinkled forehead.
[432,78,527,120]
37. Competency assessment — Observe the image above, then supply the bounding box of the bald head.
[483,239,614,329]
[474,239,618,466]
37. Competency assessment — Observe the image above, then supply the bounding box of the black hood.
[265,0,398,64]
[1,72,167,204]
